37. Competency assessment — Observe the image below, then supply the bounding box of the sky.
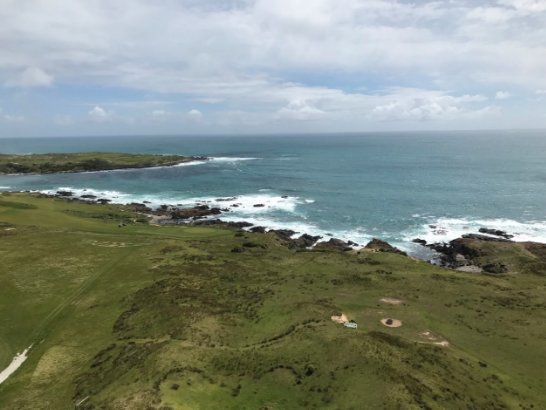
[0,0,546,137]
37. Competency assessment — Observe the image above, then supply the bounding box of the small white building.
[344,321,358,329]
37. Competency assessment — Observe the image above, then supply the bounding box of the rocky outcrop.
[315,238,353,252]
[128,202,152,213]
[478,228,514,239]
[365,238,406,255]
[170,205,222,220]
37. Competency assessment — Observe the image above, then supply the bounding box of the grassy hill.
[0,193,544,409]
[0,152,201,174]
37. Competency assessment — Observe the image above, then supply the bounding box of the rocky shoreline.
[35,189,546,272]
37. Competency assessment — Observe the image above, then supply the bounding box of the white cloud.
[54,115,74,126]
[276,99,326,121]
[0,107,25,122]
[88,105,112,122]
[186,109,203,121]
[0,1,545,132]
[5,66,53,88]
[499,0,546,12]
[536,89,546,94]
[495,91,511,99]
[151,109,167,120]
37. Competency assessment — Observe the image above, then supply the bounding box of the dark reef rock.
[478,228,514,239]
[315,238,352,252]
[462,233,511,242]
[253,203,265,208]
[250,226,267,233]
[80,194,97,199]
[270,229,296,241]
[412,238,427,245]
[128,202,152,212]
[365,238,407,255]
[56,190,73,197]
[170,205,223,220]
[192,219,252,229]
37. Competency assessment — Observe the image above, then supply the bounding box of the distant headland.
[0,152,207,175]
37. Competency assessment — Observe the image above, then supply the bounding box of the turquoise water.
[1,130,546,254]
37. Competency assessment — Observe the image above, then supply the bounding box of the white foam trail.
[173,160,208,167]
[173,157,258,167]
[38,188,306,215]
[0,186,11,190]
[209,157,260,162]
[401,217,546,244]
[0,345,32,385]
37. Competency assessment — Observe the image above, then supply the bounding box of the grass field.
[0,152,199,174]
[0,193,544,409]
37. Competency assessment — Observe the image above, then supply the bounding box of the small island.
[0,152,206,175]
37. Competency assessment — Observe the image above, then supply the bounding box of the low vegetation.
[0,193,544,409]
[0,152,201,174]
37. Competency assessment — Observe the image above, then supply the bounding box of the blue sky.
[1,0,546,137]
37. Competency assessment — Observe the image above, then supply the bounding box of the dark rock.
[482,262,508,274]
[365,238,407,255]
[315,238,352,252]
[289,234,322,249]
[250,226,266,233]
[478,228,514,239]
[253,203,265,208]
[97,199,111,204]
[80,194,97,199]
[412,238,427,245]
[128,202,152,212]
[462,233,511,242]
[170,205,223,220]
[56,190,73,197]
[281,195,289,199]
[270,229,296,241]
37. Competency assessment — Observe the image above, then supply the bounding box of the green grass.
[0,193,544,409]
[0,152,200,174]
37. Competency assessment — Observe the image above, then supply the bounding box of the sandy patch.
[380,297,403,305]
[4,228,15,231]
[381,318,402,328]
[331,313,348,324]
[419,331,450,347]
[0,345,32,385]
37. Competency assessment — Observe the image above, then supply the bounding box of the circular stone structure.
[381,318,402,328]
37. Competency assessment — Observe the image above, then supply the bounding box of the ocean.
[1,130,546,257]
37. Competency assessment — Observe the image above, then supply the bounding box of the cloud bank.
[0,0,545,135]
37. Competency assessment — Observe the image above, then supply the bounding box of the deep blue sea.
[1,131,546,256]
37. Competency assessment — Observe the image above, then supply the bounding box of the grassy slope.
[0,152,198,174]
[0,193,544,409]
